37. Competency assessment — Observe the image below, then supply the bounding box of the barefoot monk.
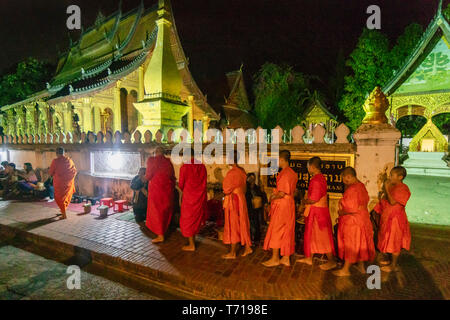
[178,149,208,251]
[297,156,336,270]
[222,150,252,259]
[333,167,375,277]
[49,147,77,220]
[262,150,297,267]
[145,146,176,243]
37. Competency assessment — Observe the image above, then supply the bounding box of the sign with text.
[263,152,355,197]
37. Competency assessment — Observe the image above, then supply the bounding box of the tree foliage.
[338,29,392,131]
[432,113,450,136]
[396,115,427,137]
[253,63,311,130]
[338,23,424,132]
[0,57,53,107]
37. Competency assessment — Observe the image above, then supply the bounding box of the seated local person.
[17,163,38,193]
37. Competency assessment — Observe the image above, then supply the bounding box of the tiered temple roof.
[1,0,218,120]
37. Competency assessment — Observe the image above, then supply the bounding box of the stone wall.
[1,122,400,224]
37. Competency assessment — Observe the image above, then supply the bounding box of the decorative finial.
[438,0,443,15]
[362,86,389,124]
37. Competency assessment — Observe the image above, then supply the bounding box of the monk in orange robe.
[333,167,375,276]
[179,150,207,251]
[374,166,411,272]
[145,146,176,243]
[262,150,297,267]
[49,147,77,220]
[297,156,336,270]
[222,151,252,259]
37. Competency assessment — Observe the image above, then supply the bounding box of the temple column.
[113,81,122,133]
[202,115,209,142]
[187,96,194,140]
[138,66,145,101]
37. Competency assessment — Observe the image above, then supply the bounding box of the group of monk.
[218,150,411,276]
[49,145,411,275]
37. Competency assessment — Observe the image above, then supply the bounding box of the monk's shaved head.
[56,147,64,155]
[307,156,322,170]
[391,166,407,179]
[279,150,291,162]
[154,146,164,156]
[341,166,357,177]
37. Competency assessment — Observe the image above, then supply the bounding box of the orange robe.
[49,155,77,214]
[374,182,411,254]
[338,182,375,263]
[304,173,335,257]
[263,166,297,256]
[145,155,176,235]
[222,166,252,246]
[179,161,207,237]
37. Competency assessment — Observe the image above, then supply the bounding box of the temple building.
[0,0,219,141]
[221,66,256,129]
[302,96,337,127]
[383,1,450,152]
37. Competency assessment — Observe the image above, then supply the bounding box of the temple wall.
[1,121,400,225]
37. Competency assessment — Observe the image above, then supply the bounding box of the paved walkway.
[0,200,449,300]
[0,245,158,300]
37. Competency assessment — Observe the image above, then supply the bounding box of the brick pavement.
[0,200,449,299]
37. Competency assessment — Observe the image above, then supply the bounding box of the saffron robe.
[263,166,297,256]
[222,166,252,246]
[179,161,208,237]
[304,173,335,257]
[49,155,77,214]
[145,155,176,235]
[374,182,411,253]
[337,182,375,263]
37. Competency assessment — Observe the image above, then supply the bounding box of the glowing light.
[109,153,124,170]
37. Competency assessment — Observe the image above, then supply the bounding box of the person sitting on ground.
[17,163,38,193]
[130,167,152,236]
[1,163,18,198]
[0,161,9,179]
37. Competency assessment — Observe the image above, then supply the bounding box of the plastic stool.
[100,198,114,208]
[114,200,129,213]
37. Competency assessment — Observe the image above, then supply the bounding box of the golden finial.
[362,86,389,124]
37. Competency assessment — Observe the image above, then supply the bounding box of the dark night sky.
[0,0,448,106]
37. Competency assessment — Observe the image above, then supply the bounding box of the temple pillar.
[187,96,194,140]
[354,87,401,209]
[202,115,209,142]
[138,66,145,101]
[113,81,122,133]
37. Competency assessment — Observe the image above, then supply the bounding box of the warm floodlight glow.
[109,153,124,170]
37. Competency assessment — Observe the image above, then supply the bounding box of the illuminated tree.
[338,29,391,131]
[0,57,53,106]
[253,63,311,130]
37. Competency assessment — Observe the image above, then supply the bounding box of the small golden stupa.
[362,86,389,124]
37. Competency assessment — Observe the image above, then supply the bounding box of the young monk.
[178,149,207,251]
[222,150,252,259]
[145,146,176,244]
[262,150,297,267]
[297,157,336,270]
[374,166,411,272]
[49,147,77,220]
[333,167,375,276]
